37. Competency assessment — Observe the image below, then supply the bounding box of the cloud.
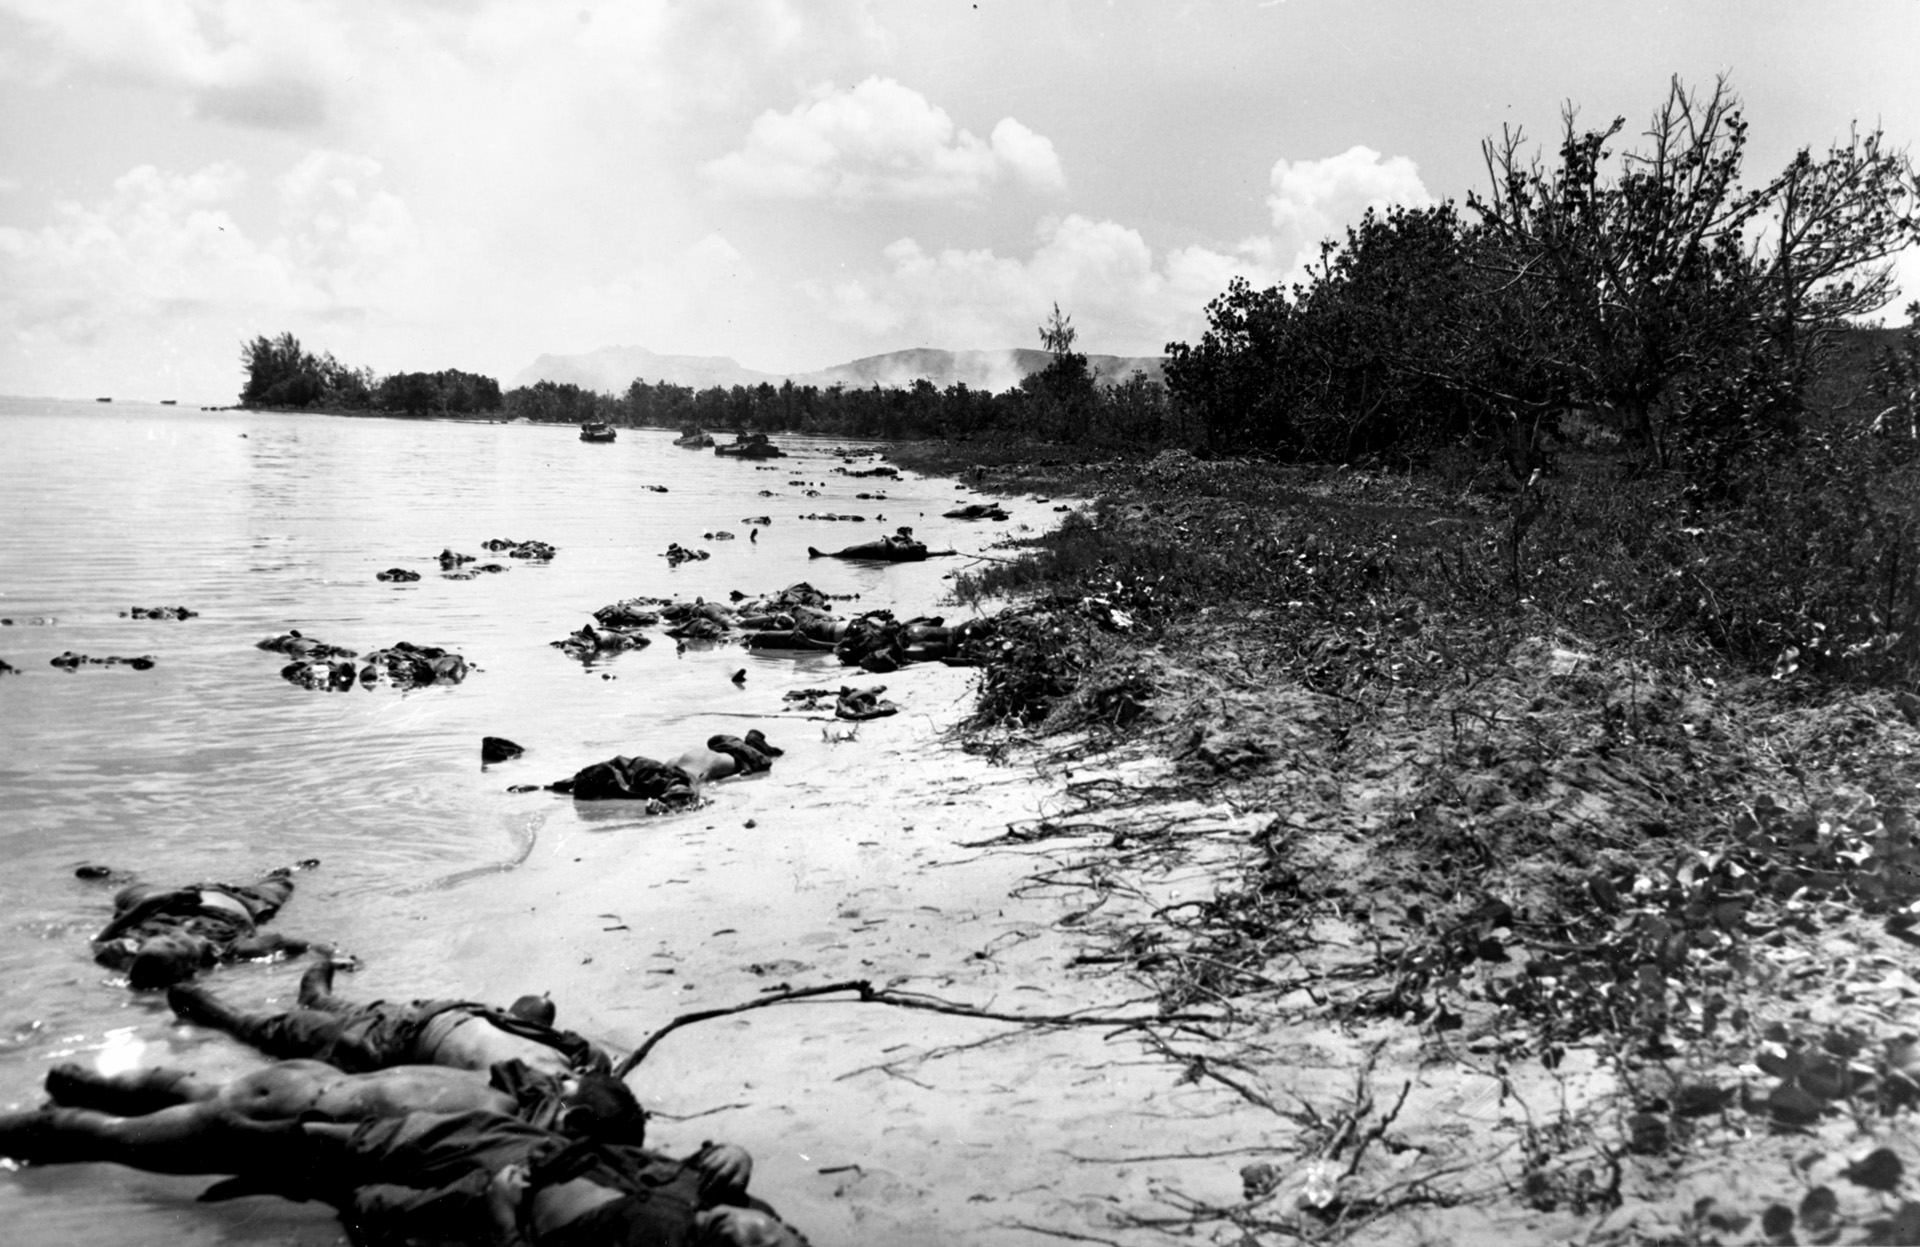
[808,147,1436,359]
[702,76,1065,202]
[1266,145,1435,266]
[0,0,345,130]
[0,153,433,396]
[812,213,1281,356]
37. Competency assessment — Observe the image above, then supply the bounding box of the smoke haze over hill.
[512,344,1165,396]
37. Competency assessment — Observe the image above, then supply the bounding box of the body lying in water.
[91,868,339,990]
[548,729,782,804]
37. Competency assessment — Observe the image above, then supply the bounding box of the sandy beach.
[409,663,1265,1245]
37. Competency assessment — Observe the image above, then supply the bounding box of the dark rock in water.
[482,736,524,764]
[74,863,118,880]
[376,568,421,582]
[0,658,16,676]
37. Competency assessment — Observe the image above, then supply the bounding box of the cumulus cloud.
[812,214,1281,356]
[0,153,432,396]
[0,0,346,130]
[1265,145,1435,267]
[808,147,1434,360]
[702,76,1065,202]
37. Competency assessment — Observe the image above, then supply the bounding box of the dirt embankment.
[879,442,1920,1245]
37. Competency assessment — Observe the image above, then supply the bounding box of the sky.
[1,1,1917,402]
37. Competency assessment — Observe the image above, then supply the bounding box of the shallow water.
[0,398,1032,1244]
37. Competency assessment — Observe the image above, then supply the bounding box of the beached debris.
[375,567,421,582]
[834,465,899,478]
[438,549,475,568]
[50,652,157,670]
[703,530,737,540]
[0,658,17,676]
[663,543,709,566]
[835,685,899,720]
[122,606,198,620]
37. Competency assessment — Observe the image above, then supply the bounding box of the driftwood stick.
[614,978,1220,1077]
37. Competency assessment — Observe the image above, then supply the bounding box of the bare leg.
[44,1064,214,1114]
[0,1104,280,1173]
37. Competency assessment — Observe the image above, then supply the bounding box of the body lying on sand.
[169,958,611,1077]
[0,1059,804,1245]
[32,906,812,1245]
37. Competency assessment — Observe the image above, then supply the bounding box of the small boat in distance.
[95,397,112,403]
[672,425,714,448]
[159,400,177,406]
[579,421,617,442]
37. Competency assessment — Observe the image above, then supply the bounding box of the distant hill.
[511,345,1165,395]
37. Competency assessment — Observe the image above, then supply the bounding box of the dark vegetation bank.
[888,79,1920,1244]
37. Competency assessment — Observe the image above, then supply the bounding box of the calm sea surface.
[0,397,1021,1244]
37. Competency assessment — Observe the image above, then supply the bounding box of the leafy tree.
[240,332,324,406]
[1022,302,1098,440]
[1475,74,1920,469]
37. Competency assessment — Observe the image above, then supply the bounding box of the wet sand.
[428,663,1262,1245]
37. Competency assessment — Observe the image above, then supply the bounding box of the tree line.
[243,75,1916,480]
[1163,75,1920,492]
[242,307,1186,446]
[239,332,502,415]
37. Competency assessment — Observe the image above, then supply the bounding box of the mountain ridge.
[512,344,1166,396]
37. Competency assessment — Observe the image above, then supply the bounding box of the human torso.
[416,1010,575,1077]
[219,1061,515,1124]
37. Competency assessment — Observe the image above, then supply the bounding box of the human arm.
[484,1164,532,1246]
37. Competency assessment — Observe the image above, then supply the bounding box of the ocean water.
[0,398,1024,1244]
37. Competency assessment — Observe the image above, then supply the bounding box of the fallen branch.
[614,978,1224,1077]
